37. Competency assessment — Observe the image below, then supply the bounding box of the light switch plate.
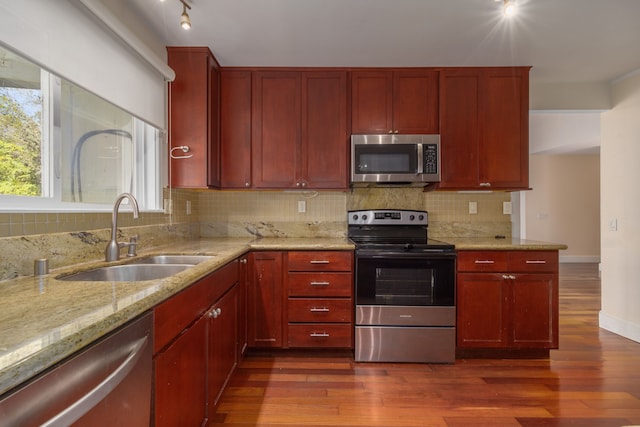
[468,201,477,214]
[503,201,512,215]
[298,200,306,213]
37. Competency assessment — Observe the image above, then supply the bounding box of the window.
[0,45,165,212]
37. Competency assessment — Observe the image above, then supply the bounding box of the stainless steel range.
[348,209,456,363]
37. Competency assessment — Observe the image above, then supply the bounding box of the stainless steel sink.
[57,264,193,282]
[132,255,213,265]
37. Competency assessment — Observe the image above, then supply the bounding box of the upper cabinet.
[252,70,348,190]
[220,70,252,189]
[351,70,439,134]
[439,67,530,190]
[167,47,220,188]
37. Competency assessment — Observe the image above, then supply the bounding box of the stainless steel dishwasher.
[0,312,152,426]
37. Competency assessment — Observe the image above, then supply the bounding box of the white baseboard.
[559,255,601,263]
[599,311,640,344]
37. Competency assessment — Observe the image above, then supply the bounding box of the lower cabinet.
[247,251,284,348]
[153,260,240,426]
[456,250,559,351]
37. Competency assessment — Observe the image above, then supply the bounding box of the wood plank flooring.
[212,264,640,426]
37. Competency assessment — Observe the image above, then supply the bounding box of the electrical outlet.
[609,219,618,231]
[298,200,306,213]
[468,201,477,215]
[163,198,172,215]
[503,201,512,215]
[186,200,192,215]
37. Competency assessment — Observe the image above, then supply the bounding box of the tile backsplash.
[0,187,510,280]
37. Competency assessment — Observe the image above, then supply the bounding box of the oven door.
[355,249,455,307]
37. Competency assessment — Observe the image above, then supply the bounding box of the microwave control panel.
[423,144,439,174]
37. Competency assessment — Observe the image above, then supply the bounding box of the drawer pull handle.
[309,260,330,264]
[525,260,547,264]
[310,332,330,337]
[474,260,495,264]
[502,274,516,280]
[309,307,330,312]
[310,281,330,286]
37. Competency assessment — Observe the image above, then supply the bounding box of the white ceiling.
[128,0,640,86]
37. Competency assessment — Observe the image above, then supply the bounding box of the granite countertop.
[0,237,354,396]
[0,235,564,396]
[443,237,568,251]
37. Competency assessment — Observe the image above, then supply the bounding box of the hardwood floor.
[213,264,640,426]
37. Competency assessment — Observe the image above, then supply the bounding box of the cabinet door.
[168,47,216,189]
[247,252,284,347]
[238,256,248,357]
[208,284,239,411]
[252,72,301,188]
[154,315,207,426]
[456,273,508,348]
[221,70,252,188]
[393,70,439,134]
[510,273,558,348]
[479,68,529,189]
[438,69,481,189]
[351,71,393,134]
[301,71,348,189]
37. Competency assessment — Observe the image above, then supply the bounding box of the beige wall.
[600,72,640,343]
[525,154,600,262]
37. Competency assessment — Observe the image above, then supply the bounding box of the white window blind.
[0,0,172,130]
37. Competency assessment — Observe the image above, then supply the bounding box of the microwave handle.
[416,144,424,174]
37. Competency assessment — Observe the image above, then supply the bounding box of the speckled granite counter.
[443,237,568,251]
[0,237,354,396]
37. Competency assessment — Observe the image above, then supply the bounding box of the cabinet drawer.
[287,324,353,348]
[509,251,558,272]
[288,251,353,272]
[457,251,509,272]
[288,272,352,297]
[288,298,352,322]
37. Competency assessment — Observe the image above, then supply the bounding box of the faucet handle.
[126,235,139,257]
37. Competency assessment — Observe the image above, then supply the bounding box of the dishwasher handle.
[42,336,148,427]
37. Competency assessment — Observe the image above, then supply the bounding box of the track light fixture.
[503,0,517,17]
[179,0,191,30]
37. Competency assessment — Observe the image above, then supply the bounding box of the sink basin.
[132,255,213,265]
[57,264,193,282]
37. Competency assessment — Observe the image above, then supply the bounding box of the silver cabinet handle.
[479,182,491,187]
[309,307,330,312]
[42,336,148,427]
[502,274,516,280]
[209,308,222,318]
[474,260,495,264]
[309,260,330,264]
[239,258,247,264]
[310,281,330,286]
[310,332,330,337]
[525,260,547,264]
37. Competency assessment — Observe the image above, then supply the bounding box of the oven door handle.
[356,250,455,259]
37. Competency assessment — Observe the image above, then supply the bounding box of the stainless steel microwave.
[350,134,441,187]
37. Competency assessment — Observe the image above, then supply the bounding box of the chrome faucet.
[105,193,140,262]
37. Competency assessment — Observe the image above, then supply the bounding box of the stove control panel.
[348,209,428,226]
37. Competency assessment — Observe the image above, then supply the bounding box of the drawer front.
[288,298,353,323]
[288,272,352,297]
[457,251,510,272]
[287,324,353,348]
[288,251,353,272]
[509,251,558,272]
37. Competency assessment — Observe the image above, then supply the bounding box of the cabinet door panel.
[351,71,393,134]
[456,273,507,348]
[301,71,348,189]
[209,285,239,411]
[480,68,529,188]
[220,70,252,188]
[438,69,481,189]
[252,72,300,188]
[510,273,558,348]
[248,252,284,347]
[154,316,207,427]
[393,70,439,133]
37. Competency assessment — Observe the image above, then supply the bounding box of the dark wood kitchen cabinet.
[456,250,559,353]
[252,70,348,189]
[351,69,439,134]
[439,67,529,190]
[153,260,240,425]
[220,70,252,188]
[286,251,354,348]
[167,47,220,188]
[247,251,284,347]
